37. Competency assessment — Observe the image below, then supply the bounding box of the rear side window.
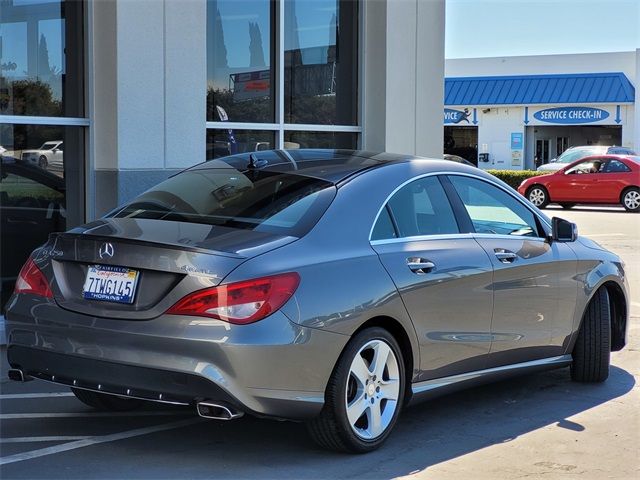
[371,176,459,240]
[448,175,541,237]
[110,168,336,237]
[602,160,631,173]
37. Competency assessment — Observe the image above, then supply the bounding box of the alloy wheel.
[345,339,400,440]
[528,188,546,207]
[623,190,640,210]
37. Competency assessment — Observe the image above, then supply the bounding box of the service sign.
[444,108,477,125]
[526,105,621,125]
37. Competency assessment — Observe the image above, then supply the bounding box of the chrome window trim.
[371,233,474,246]
[368,170,552,243]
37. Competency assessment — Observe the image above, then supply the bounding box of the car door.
[371,175,494,381]
[599,158,634,203]
[560,158,609,202]
[447,174,578,367]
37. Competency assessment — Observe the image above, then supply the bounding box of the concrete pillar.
[91,0,206,217]
[362,0,445,158]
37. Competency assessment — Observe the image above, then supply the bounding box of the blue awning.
[444,72,635,106]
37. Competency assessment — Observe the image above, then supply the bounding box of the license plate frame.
[82,265,140,304]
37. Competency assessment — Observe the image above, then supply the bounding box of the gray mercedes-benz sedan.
[4,150,629,453]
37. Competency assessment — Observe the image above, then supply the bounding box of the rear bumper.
[5,296,349,420]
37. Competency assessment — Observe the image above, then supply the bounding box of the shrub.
[486,170,550,190]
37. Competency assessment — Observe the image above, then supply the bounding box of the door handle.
[407,257,436,274]
[494,248,517,263]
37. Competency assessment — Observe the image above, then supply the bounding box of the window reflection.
[284,0,358,125]
[206,129,275,159]
[206,0,274,123]
[0,0,84,117]
[284,131,357,149]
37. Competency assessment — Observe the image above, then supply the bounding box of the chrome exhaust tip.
[8,368,31,382]
[196,401,244,420]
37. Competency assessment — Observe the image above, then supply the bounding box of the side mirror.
[551,217,578,242]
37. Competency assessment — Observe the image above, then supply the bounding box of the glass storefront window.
[284,0,358,125]
[206,129,275,159]
[0,123,84,307]
[0,0,85,117]
[206,0,275,123]
[284,131,358,149]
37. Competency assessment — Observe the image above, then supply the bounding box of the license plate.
[82,265,139,304]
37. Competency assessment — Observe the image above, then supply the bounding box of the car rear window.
[109,167,336,237]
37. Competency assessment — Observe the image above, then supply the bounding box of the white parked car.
[537,145,636,172]
[21,141,64,172]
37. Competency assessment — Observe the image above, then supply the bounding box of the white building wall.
[476,107,524,171]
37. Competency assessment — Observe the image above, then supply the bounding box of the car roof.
[192,149,479,184]
[192,149,415,183]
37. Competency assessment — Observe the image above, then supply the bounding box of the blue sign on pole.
[533,106,609,124]
[511,132,523,150]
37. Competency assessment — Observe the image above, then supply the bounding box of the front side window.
[448,176,541,238]
[371,176,459,240]
[110,161,336,238]
[565,158,606,175]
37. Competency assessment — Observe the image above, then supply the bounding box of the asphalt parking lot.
[1,206,638,480]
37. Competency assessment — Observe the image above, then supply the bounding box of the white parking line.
[0,392,75,400]
[1,411,191,420]
[1,436,89,443]
[0,417,204,466]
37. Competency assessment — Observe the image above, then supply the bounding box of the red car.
[518,154,640,212]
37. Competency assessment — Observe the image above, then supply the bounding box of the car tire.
[560,203,576,210]
[621,187,640,212]
[71,388,143,411]
[307,327,405,453]
[38,155,48,168]
[526,185,549,209]
[571,287,610,383]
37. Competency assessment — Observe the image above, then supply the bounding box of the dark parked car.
[443,154,475,167]
[0,155,66,308]
[5,150,629,453]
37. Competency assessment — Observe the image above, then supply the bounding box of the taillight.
[14,256,53,298]
[166,272,300,325]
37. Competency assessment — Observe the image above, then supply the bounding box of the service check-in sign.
[525,105,622,125]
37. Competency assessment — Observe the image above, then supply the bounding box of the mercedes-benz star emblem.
[99,242,115,259]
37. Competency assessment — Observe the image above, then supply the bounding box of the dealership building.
[444,51,640,170]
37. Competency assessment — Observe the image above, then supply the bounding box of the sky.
[445,0,640,59]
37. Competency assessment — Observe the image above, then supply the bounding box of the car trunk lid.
[46,218,296,319]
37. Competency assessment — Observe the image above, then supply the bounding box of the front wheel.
[527,186,549,208]
[307,328,405,453]
[38,155,48,168]
[571,287,610,383]
[621,187,640,212]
